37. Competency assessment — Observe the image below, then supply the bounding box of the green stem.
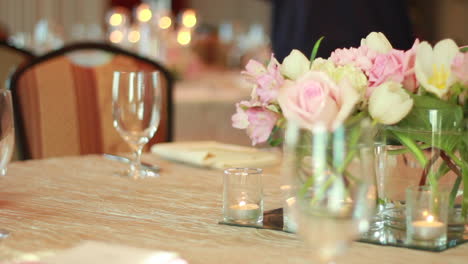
[387,143,431,155]
[298,170,315,199]
[445,151,464,168]
[462,164,468,220]
[434,163,450,181]
[309,174,338,205]
[444,151,468,219]
[390,131,428,167]
[449,176,462,209]
[338,125,361,173]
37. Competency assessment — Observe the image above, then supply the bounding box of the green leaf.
[389,130,428,167]
[268,138,283,147]
[309,36,324,64]
[460,46,468,53]
[267,125,283,147]
[393,94,464,152]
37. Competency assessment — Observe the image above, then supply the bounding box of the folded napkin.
[40,241,187,264]
[151,141,279,169]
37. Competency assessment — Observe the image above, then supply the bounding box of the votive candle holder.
[406,185,449,249]
[223,168,263,225]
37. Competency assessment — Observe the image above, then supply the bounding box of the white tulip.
[361,32,393,54]
[369,82,414,125]
[280,49,310,80]
[415,39,459,98]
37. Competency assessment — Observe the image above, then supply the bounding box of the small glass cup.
[406,185,449,249]
[223,168,263,225]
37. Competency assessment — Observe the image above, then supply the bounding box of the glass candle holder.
[406,186,449,249]
[223,168,263,225]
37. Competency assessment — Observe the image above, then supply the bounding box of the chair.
[0,42,35,90]
[9,42,174,160]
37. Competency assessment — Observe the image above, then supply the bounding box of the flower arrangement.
[232,32,468,218]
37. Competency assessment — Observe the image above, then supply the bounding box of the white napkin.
[151,141,279,169]
[41,241,187,264]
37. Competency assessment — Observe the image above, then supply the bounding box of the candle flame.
[239,201,246,207]
[427,215,434,222]
[422,210,429,217]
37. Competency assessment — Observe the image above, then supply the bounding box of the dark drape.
[271,0,414,61]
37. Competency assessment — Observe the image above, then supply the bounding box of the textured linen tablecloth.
[0,155,468,263]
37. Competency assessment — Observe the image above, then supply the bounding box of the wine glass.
[282,120,376,263]
[112,71,161,179]
[0,89,15,238]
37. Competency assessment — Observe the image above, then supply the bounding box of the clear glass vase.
[282,120,377,263]
[376,108,467,235]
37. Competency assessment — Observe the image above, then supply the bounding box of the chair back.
[9,42,173,160]
[0,42,34,90]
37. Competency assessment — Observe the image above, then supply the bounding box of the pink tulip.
[452,52,468,86]
[232,101,278,145]
[231,101,251,129]
[278,71,359,130]
[245,107,279,145]
[242,55,284,103]
[402,39,420,93]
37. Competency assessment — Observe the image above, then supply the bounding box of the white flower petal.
[369,82,413,125]
[280,49,310,80]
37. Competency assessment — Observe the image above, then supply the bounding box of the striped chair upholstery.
[9,43,173,160]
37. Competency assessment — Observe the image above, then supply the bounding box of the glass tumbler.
[406,185,449,249]
[223,168,263,225]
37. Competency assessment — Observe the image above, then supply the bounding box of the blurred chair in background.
[0,23,9,41]
[9,42,173,160]
[0,42,35,89]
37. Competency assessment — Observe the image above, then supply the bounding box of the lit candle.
[227,201,261,221]
[411,215,445,240]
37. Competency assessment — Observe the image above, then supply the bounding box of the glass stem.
[131,145,144,176]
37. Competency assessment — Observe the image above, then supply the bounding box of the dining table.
[0,154,467,263]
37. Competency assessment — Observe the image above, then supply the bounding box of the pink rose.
[330,45,377,74]
[402,39,420,93]
[242,55,284,103]
[452,52,468,86]
[278,71,360,130]
[367,49,406,96]
[231,101,278,145]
